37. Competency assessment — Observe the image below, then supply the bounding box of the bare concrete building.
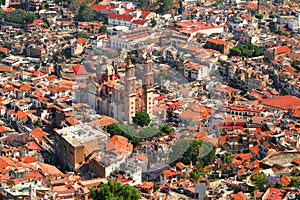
[55,124,109,171]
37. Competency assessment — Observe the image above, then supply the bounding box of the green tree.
[76,4,96,22]
[255,14,264,20]
[160,124,173,134]
[269,14,276,19]
[153,184,160,192]
[190,170,205,181]
[222,151,233,166]
[253,46,264,57]
[159,0,175,13]
[42,23,48,28]
[24,13,35,24]
[90,180,140,200]
[251,172,268,190]
[241,49,252,57]
[229,47,242,56]
[291,178,300,187]
[36,119,43,127]
[170,140,216,167]
[291,169,300,176]
[274,183,283,189]
[230,43,264,57]
[100,25,107,34]
[3,9,35,25]
[133,112,151,127]
[291,60,300,69]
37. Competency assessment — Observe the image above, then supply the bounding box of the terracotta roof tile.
[162,169,182,177]
[30,127,49,140]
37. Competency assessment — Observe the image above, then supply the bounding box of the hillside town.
[0,0,299,199]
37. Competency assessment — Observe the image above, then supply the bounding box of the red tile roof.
[26,141,42,151]
[16,110,27,119]
[162,169,182,177]
[268,46,291,54]
[73,65,88,75]
[37,162,63,176]
[141,11,151,18]
[232,192,248,200]
[76,38,88,44]
[207,38,229,45]
[131,19,148,25]
[263,188,284,200]
[0,126,7,133]
[88,115,118,127]
[247,2,258,10]
[291,158,300,165]
[22,156,38,163]
[107,13,134,21]
[33,19,43,25]
[30,127,49,140]
[280,176,291,186]
[106,135,132,153]
[20,84,31,91]
[249,145,259,155]
[261,95,300,110]
[0,156,15,168]
[92,4,116,12]
[176,162,186,170]
[0,65,12,73]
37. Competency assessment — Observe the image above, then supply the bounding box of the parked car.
[173,188,185,194]
[161,187,170,194]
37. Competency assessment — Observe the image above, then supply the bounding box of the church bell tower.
[142,54,154,118]
[124,60,136,124]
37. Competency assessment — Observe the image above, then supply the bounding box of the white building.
[107,13,135,27]
[184,62,209,80]
[109,28,159,50]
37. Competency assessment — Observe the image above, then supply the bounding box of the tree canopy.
[160,124,173,134]
[169,140,216,168]
[255,13,264,20]
[36,119,43,127]
[3,9,35,25]
[269,14,276,19]
[291,178,300,187]
[222,151,233,165]
[229,43,264,58]
[133,112,151,127]
[100,25,108,34]
[159,0,175,13]
[251,172,268,190]
[90,180,140,200]
[76,4,97,22]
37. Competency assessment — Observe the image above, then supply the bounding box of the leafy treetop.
[90,180,140,200]
[133,112,151,127]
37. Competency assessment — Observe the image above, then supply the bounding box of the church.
[75,54,154,124]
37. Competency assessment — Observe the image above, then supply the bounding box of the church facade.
[76,55,154,124]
